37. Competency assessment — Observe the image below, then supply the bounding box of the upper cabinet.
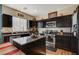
[29,20,38,28]
[2,14,12,27]
[29,20,34,28]
[37,14,72,28]
[56,15,72,27]
[2,14,28,32]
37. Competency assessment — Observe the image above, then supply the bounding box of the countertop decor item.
[31,33,38,39]
[59,30,64,35]
[31,17,38,34]
[31,26,38,35]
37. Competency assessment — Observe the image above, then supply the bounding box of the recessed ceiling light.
[34,9,38,12]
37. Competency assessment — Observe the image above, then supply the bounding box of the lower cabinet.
[55,35,78,54]
[55,36,70,51]
[3,36,10,42]
[3,33,30,43]
[70,37,78,54]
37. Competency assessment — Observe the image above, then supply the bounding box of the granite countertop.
[2,32,30,36]
[40,32,73,37]
[56,32,74,37]
[12,35,45,45]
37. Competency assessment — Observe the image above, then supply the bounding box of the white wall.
[38,28,71,33]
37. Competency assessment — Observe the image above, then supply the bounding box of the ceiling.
[4,4,76,17]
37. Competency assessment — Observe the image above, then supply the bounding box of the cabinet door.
[56,15,72,27]
[29,20,33,28]
[66,15,72,27]
[2,14,12,27]
[62,36,70,51]
[56,36,71,51]
[61,15,72,27]
[55,36,63,48]
[70,37,78,53]
[57,16,67,27]
[3,36,10,42]
[56,17,63,27]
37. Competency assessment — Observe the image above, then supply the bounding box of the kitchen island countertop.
[12,35,45,45]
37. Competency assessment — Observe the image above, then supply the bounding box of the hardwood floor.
[46,48,75,55]
[0,42,25,55]
[0,42,75,55]
[31,46,46,55]
[29,46,75,55]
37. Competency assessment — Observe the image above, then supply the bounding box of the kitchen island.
[12,35,46,55]
[2,32,30,42]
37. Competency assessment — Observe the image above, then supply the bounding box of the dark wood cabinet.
[29,20,34,28]
[29,20,38,28]
[55,35,70,51]
[70,37,78,54]
[55,35,78,54]
[56,17,63,27]
[56,15,72,27]
[37,14,72,28]
[3,36,10,42]
[2,14,12,27]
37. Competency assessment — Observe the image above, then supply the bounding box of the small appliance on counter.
[31,33,38,39]
[59,30,64,35]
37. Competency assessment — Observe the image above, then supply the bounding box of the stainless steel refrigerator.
[72,6,79,54]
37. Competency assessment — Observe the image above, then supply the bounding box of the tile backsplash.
[38,27,71,33]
